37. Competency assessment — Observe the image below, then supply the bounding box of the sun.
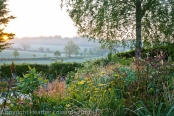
[3,36,8,41]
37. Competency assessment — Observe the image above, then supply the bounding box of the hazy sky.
[5,0,77,38]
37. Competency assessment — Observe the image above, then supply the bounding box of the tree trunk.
[136,0,142,59]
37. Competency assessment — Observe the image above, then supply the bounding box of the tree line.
[12,41,108,59]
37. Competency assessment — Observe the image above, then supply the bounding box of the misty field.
[0,44,106,65]
[11,43,93,52]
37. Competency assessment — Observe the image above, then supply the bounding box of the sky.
[5,0,78,38]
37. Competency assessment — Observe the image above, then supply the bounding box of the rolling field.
[0,43,104,65]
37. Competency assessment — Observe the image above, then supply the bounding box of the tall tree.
[0,0,15,52]
[64,41,80,57]
[13,50,19,58]
[61,0,174,58]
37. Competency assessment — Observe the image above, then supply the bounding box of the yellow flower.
[94,88,100,91]
[108,88,111,91]
[101,71,105,75]
[98,83,105,87]
[85,78,90,81]
[115,74,119,77]
[104,90,107,93]
[77,80,85,85]
[66,104,70,107]
[87,80,92,84]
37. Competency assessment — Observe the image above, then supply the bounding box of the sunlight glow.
[3,36,8,41]
[5,0,78,38]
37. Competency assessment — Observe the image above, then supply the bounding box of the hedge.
[116,43,174,60]
[0,62,83,79]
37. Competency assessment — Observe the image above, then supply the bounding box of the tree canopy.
[13,50,19,58]
[61,0,174,53]
[64,41,80,57]
[54,50,61,58]
[0,0,15,52]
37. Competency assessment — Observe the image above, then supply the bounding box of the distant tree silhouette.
[38,47,44,52]
[19,43,31,50]
[46,48,50,52]
[13,50,19,58]
[54,50,61,58]
[64,41,80,57]
[44,54,46,57]
[33,54,36,58]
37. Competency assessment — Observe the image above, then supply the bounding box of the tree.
[0,0,15,52]
[13,50,19,58]
[19,43,31,50]
[61,0,174,58]
[33,54,36,58]
[54,50,61,58]
[64,41,80,57]
[38,47,44,52]
[44,54,46,58]
[46,48,50,52]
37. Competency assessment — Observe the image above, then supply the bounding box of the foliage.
[92,46,109,56]
[49,62,83,79]
[126,101,174,116]
[6,67,52,115]
[54,50,61,58]
[113,43,174,61]
[19,43,31,50]
[17,66,48,94]
[64,41,80,57]
[61,0,174,51]
[0,64,49,78]
[1,50,174,116]
[13,50,19,58]
[0,0,15,52]
[64,55,174,115]
[0,62,83,81]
